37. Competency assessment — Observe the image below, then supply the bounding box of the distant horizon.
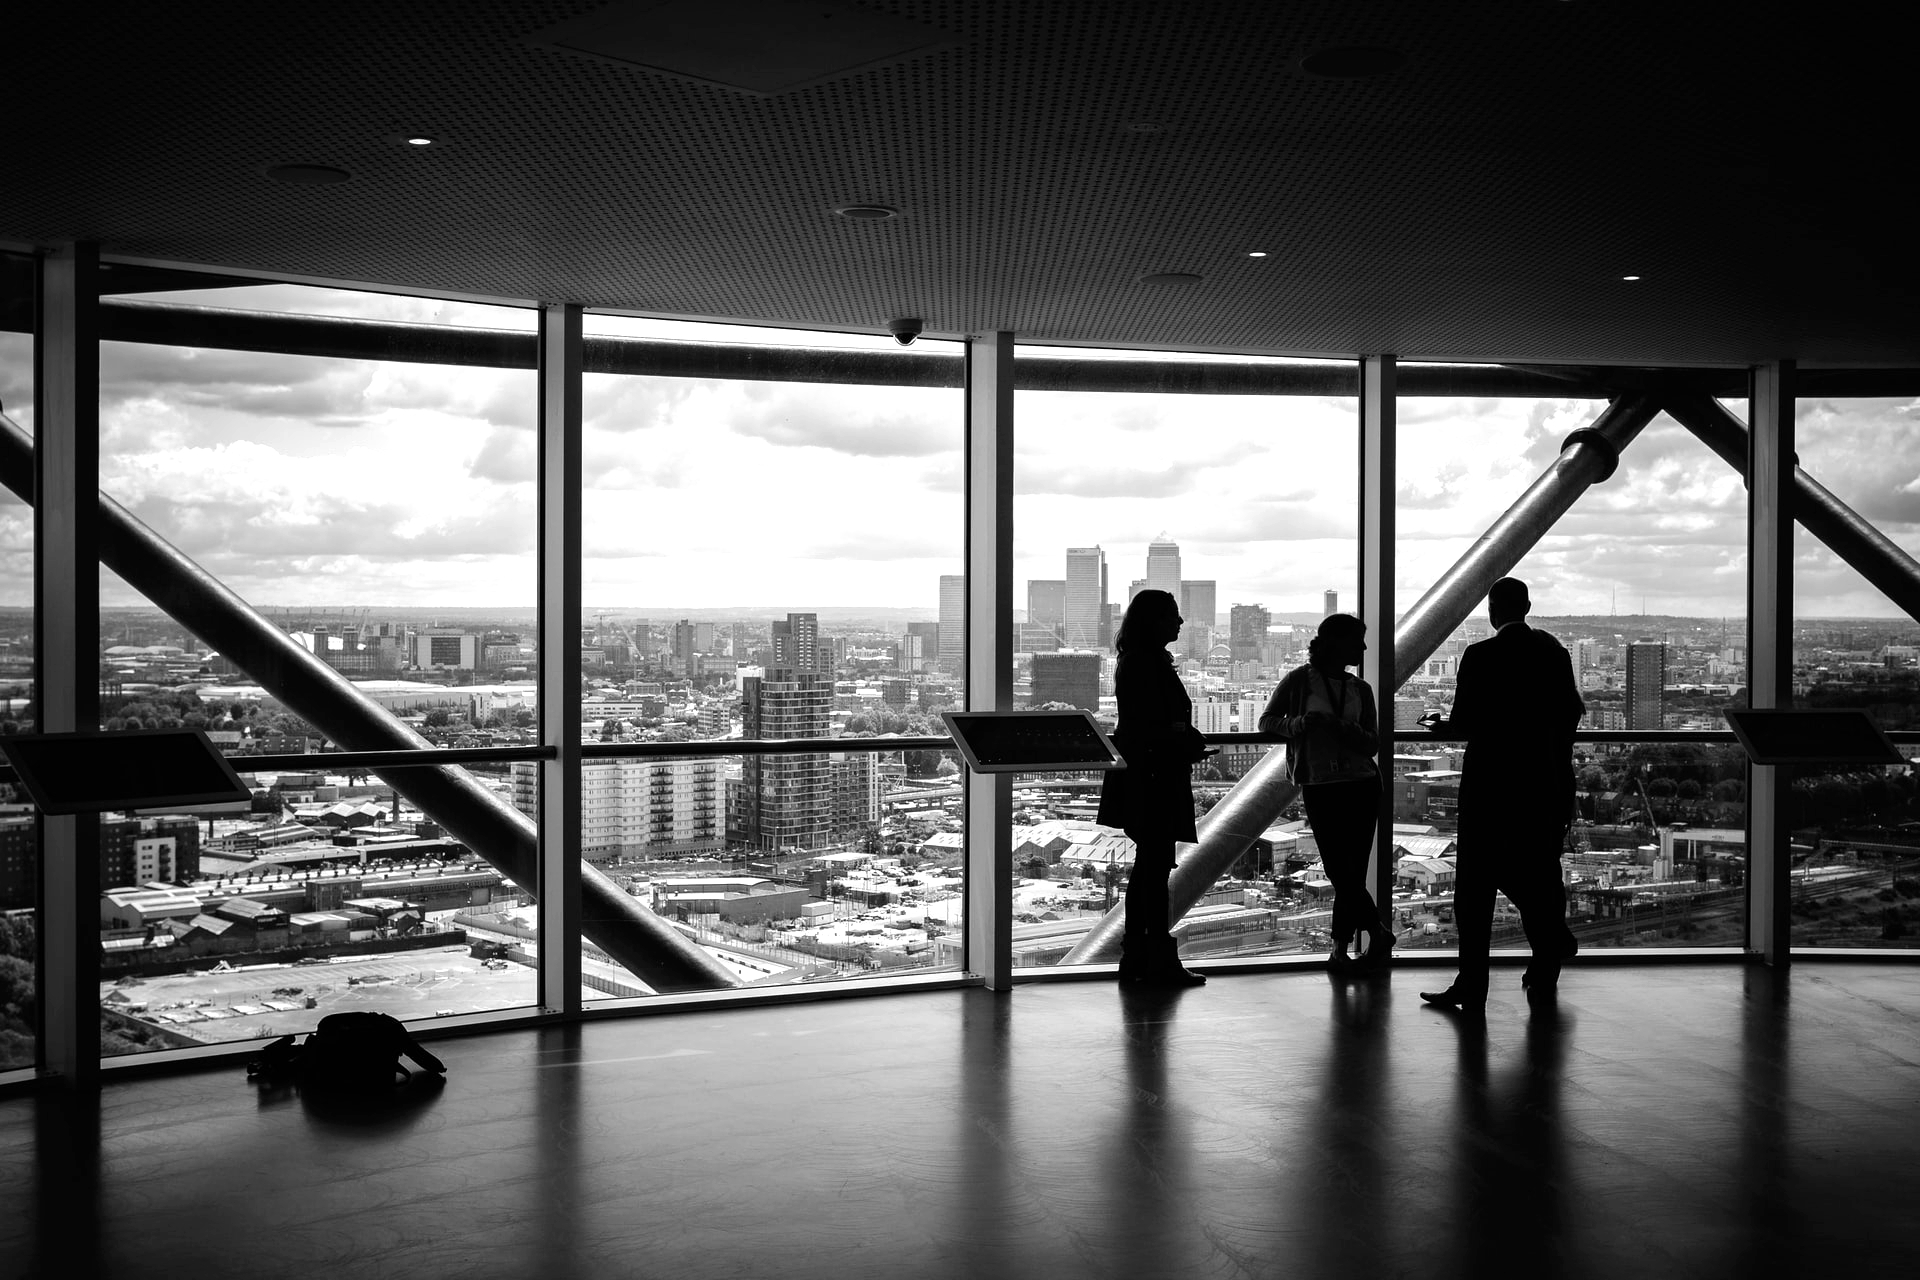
[11,604,1919,628]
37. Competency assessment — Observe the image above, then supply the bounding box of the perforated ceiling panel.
[6,1,1914,364]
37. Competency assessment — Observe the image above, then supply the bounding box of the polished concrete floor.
[4,962,1919,1279]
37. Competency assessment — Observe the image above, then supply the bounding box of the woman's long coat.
[1096,648,1201,842]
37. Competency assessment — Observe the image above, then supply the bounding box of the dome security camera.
[888,318,923,346]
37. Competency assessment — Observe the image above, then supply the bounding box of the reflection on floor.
[5,962,1918,1279]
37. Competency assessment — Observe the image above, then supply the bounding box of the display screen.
[940,710,1123,774]
[1724,709,1904,765]
[0,730,251,814]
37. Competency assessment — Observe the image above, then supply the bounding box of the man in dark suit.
[1421,577,1586,1012]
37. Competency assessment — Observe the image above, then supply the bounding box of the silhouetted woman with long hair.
[1260,613,1394,972]
[1097,589,1209,986]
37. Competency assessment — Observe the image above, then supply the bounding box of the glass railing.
[1008,730,1765,970]
[96,751,547,1056]
[575,736,966,998]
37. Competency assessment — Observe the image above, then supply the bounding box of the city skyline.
[3,285,1918,619]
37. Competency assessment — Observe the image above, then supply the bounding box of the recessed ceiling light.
[264,164,352,186]
[406,136,435,147]
[1300,46,1409,78]
[835,204,899,220]
[1124,122,1165,134]
[1247,251,1269,258]
[1137,272,1203,285]
[1622,275,1642,281]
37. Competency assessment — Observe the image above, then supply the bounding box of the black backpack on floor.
[248,1011,446,1091]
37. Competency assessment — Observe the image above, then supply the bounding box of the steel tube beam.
[43,297,1806,398]
[1665,392,1920,623]
[0,412,738,993]
[1392,392,1663,686]
[1061,392,1663,964]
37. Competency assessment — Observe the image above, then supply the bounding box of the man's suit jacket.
[1446,622,1586,843]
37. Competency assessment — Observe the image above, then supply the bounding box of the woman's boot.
[1146,932,1205,986]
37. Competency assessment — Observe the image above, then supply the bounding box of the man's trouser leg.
[1508,830,1573,987]
[1452,852,1495,998]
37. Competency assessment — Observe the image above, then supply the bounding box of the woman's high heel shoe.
[1352,929,1396,973]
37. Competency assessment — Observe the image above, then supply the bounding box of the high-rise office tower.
[1324,590,1339,617]
[905,620,940,672]
[1101,562,1111,645]
[1192,699,1233,734]
[939,574,966,673]
[518,758,722,859]
[770,612,827,674]
[1128,578,1147,602]
[828,752,882,838]
[1026,579,1065,633]
[1180,580,1216,657]
[1626,641,1667,730]
[1065,547,1106,648]
[1146,535,1181,599]
[1229,603,1271,660]
[738,667,834,851]
[1029,651,1101,711]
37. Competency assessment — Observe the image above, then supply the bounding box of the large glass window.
[0,250,36,1071]
[1010,349,1358,968]
[94,277,540,1053]
[1791,395,1920,949]
[1392,375,1748,956]
[578,315,965,993]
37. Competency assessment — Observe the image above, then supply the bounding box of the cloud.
[728,395,955,459]
[1398,461,1473,511]
[1186,500,1350,542]
[120,488,536,560]
[468,427,535,483]
[96,342,538,438]
[805,535,956,561]
[1017,455,1238,498]
[584,375,699,435]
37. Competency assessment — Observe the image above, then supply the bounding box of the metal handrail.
[231,745,556,771]
[582,735,955,759]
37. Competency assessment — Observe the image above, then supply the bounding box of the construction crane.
[612,619,643,681]
[1629,767,1660,841]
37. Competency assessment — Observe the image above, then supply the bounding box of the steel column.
[1062,391,1662,963]
[1359,355,1397,930]
[538,304,584,1012]
[34,244,100,1087]
[1746,363,1794,964]
[0,417,737,994]
[964,333,1015,989]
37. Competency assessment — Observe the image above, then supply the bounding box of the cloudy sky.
[0,283,1913,624]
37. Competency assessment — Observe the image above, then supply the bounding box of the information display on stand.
[939,710,1123,774]
[0,729,252,815]
[1723,708,1905,766]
